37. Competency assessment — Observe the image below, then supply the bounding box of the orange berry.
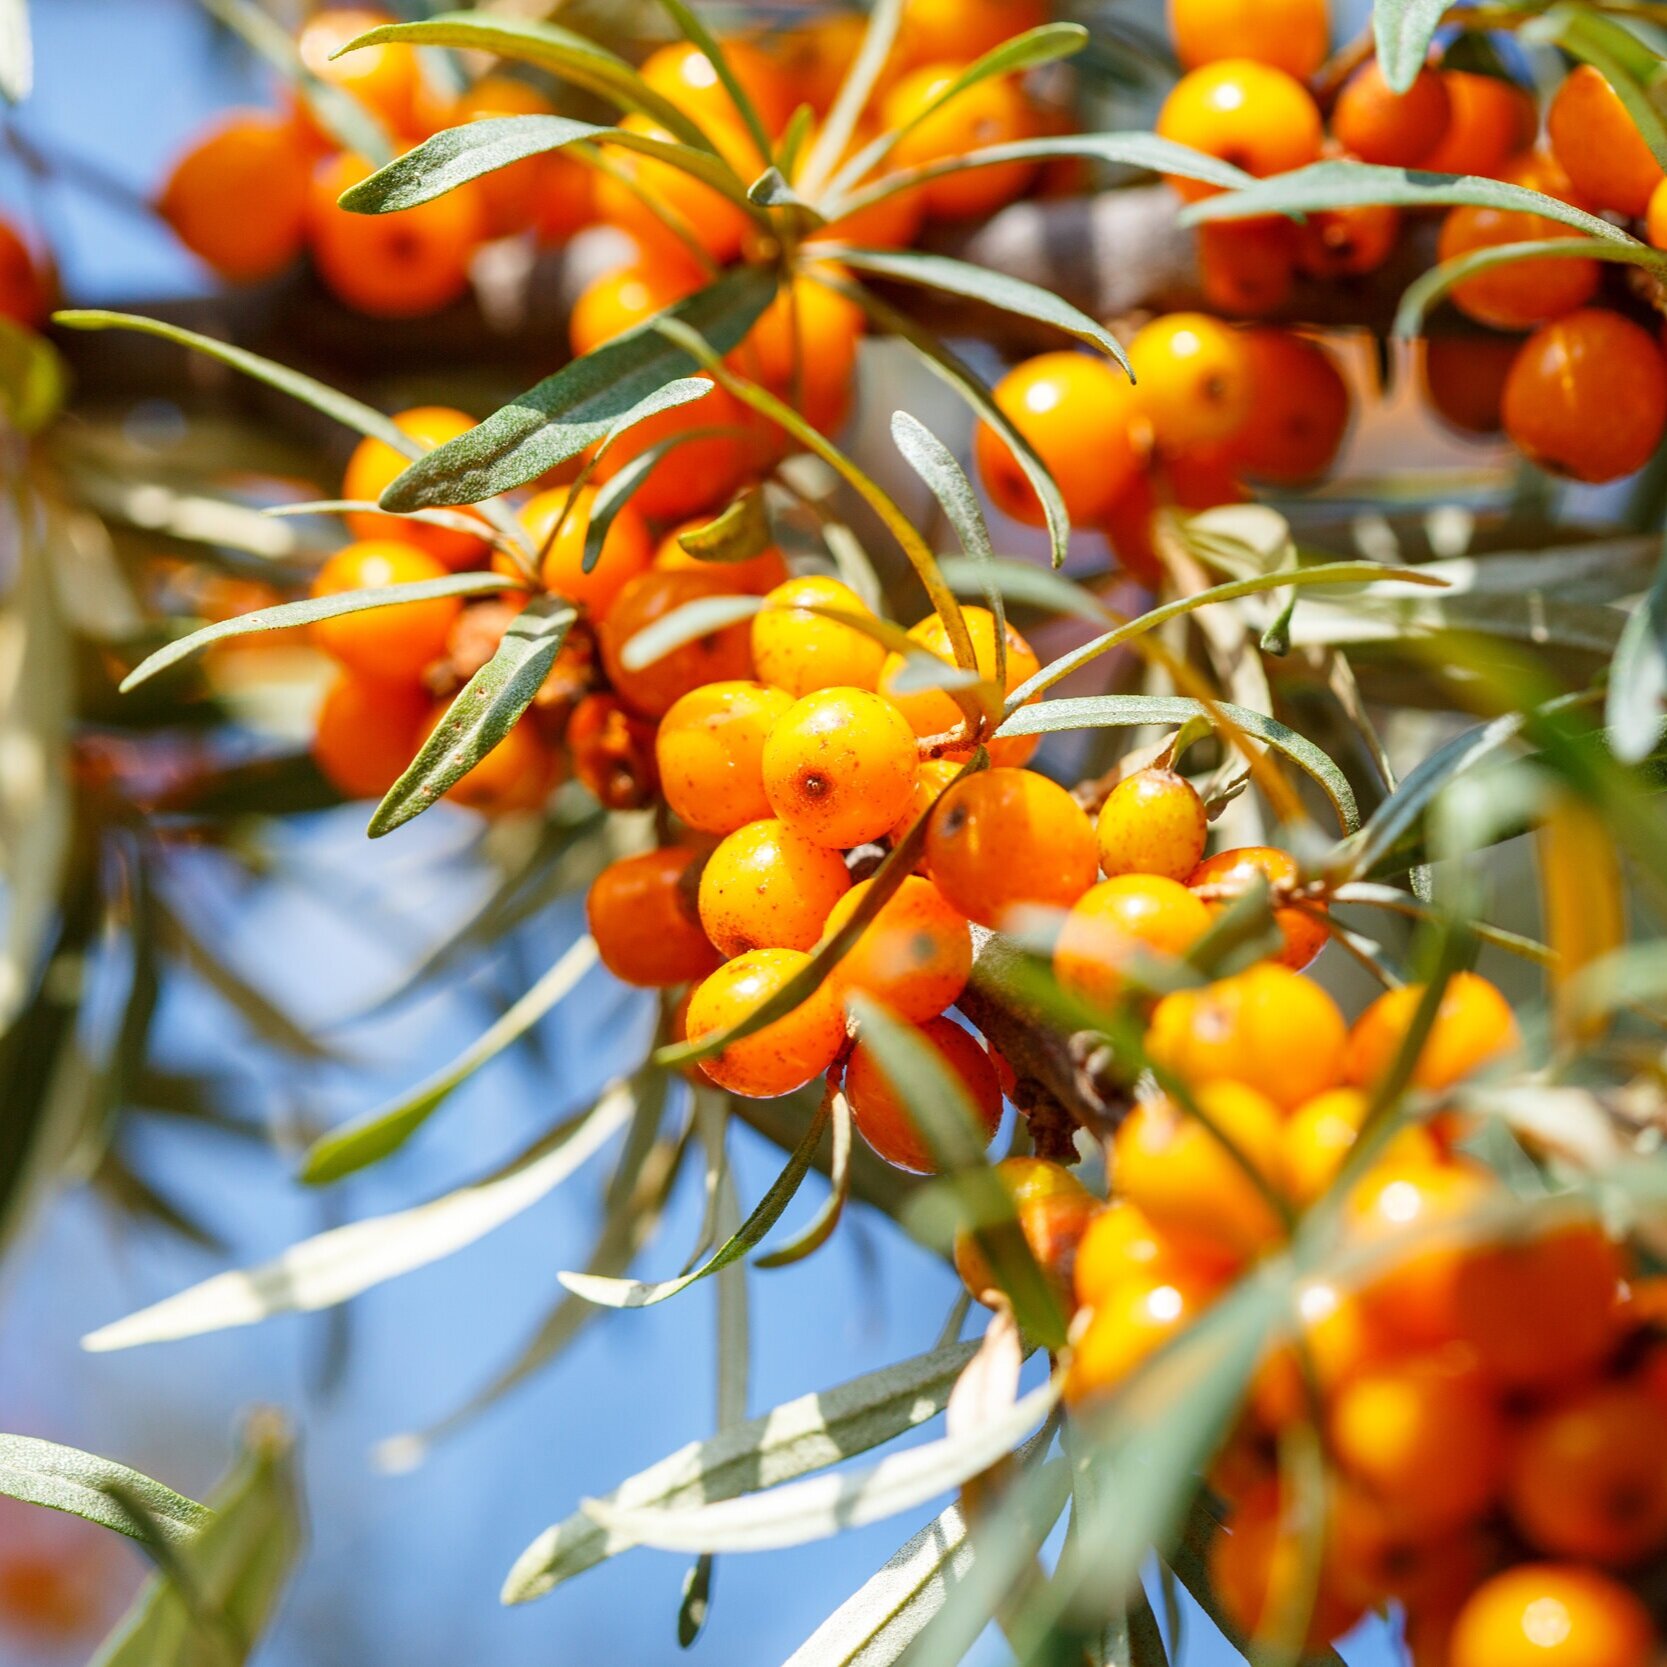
[159,112,310,282]
[587,847,721,988]
[296,8,420,140]
[1422,71,1538,178]
[698,818,852,955]
[308,153,483,318]
[639,39,795,138]
[589,377,758,525]
[1343,970,1519,1093]
[974,351,1144,529]
[1227,329,1351,483]
[1113,1083,1286,1264]
[926,767,1098,931]
[882,64,1036,221]
[844,1014,1002,1172]
[1054,875,1212,1007]
[342,407,491,570]
[761,687,919,849]
[1095,768,1208,881]
[1333,60,1452,168]
[954,1156,1096,1305]
[1197,218,1300,318]
[1102,451,1246,587]
[1187,845,1327,971]
[1504,309,1667,483]
[1074,1199,1234,1309]
[886,756,964,855]
[878,606,1041,768]
[567,692,659,811]
[309,540,460,681]
[533,151,597,246]
[1422,332,1519,437]
[751,576,886,698]
[1550,65,1666,218]
[738,269,867,437]
[1281,1086,1442,1208]
[429,708,557,814]
[656,680,793,833]
[1155,61,1323,203]
[1127,312,1254,449]
[594,112,761,265]
[0,217,46,329]
[686,948,847,1098]
[597,568,757,719]
[652,522,788,596]
[896,0,1047,70]
[1067,1265,1223,1401]
[568,258,702,359]
[516,484,654,618]
[824,874,971,1022]
[1145,962,1346,1110]
[1250,1277,1389,1428]
[1647,175,1667,249]
[1167,0,1329,81]
[1295,199,1400,278]
[1508,1383,1667,1567]
[1449,1564,1657,1667]
[311,671,428,800]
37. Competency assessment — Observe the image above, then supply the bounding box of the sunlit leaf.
[1372,0,1447,93]
[0,1434,210,1546]
[0,0,30,102]
[1608,538,1667,763]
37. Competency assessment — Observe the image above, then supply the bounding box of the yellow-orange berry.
[1187,845,1327,971]
[343,407,491,570]
[1343,970,1519,1093]
[882,64,1036,221]
[587,847,721,988]
[1073,1198,1233,1310]
[296,8,421,139]
[1422,70,1537,178]
[698,818,852,956]
[1095,768,1209,880]
[309,540,460,681]
[1281,1087,1442,1208]
[1155,61,1323,203]
[598,569,757,719]
[844,1014,1003,1172]
[740,269,867,438]
[1227,328,1352,483]
[1167,0,1329,81]
[886,756,964,853]
[639,38,796,138]
[568,258,702,359]
[896,0,1047,70]
[312,671,428,801]
[1054,876,1212,1007]
[1448,1564,1657,1667]
[824,875,971,1023]
[1333,60,1452,167]
[954,1157,1096,1305]
[567,692,659,811]
[1067,1265,1223,1401]
[656,680,793,833]
[1550,65,1666,218]
[751,576,886,698]
[686,948,847,1098]
[516,484,654,618]
[1127,312,1254,449]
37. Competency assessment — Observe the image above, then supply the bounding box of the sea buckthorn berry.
[1508,1383,1667,1567]
[877,606,1042,768]
[824,875,972,1023]
[159,112,311,282]
[1296,199,1400,279]
[296,8,420,140]
[342,407,491,570]
[1422,71,1538,178]
[1127,313,1254,449]
[1449,1564,1657,1667]
[1155,61,1323,203]
[592,378,759,524]
[1503,309,1667,484]
[887,756,963,855]
[751,576,887,698]
[1113,1084,1286,1264]
[1453,1220,1624,1388]
[1197,218,1300,317]
[1648,177,1667,249]
[309,540,460,681]
[1226,329,1351,483]
[308,154,484,319]
[652,522,788,597]
[1329,1353,1505,1539]
[1074,1199,1234,1309]
[1422,333,1519,437]
[1054,876,1212,1008]
[1102,452,1246,588]
[1095,768,1209,881]
[1333,61,1452,168]
[587,848,721,988]
[698,818,852,956]
[0,217,46,328]
[1281,1087,1442,1208]
[312,672,429,801]
[567,693,659,811]
[639,39,795,138]
[1066,1265,1223,1401]
[1167,0,1329,81]
[896,0,1048,71]
[598,569,757,719]
[741,270,867,438]
[1343,970,1519,1093]
[1251,1278,1389,1429]
[1187,845,1326,971]
[1145,962,1346,1111]
[954,1157,1096,1306]
[568,259,702,359]
[843,1014,1003,1173]
[974,352,1144,528]
[686,948,847,1098]
[926,767,1098,931]
[1550,65,1666,218]
[881,64,1037,221]
[761,688,919,849]
[516,484,653,618]
[433,710,558,814]
[656,680,793,833]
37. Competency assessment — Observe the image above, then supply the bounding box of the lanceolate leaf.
[369,595,576,837]
[503,1340,980,1603]
[936,554,1109,623]
[380,270,775,509]
[118,573,509,694]
[1607,537,1667,763]
[619,593,764,671]
[0,1435,211,1546]
[0,0,30,102]
[677,486,771,563]
[582,423,743,575]
[654,0,776,161]
[1373,0,1448,94]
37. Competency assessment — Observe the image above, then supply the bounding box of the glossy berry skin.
[309,540,460,682]
[698,819,852,956]
[1343,970,1519,1093]
[1227,329,1351,483]
[878,607,1041,767]
[1167,0,1329,81]
[1187,845,1326,971]
[824,875,971,1023]
[752,576,887,698]
[1055,876,1212,1008]
[312,672,429,801]
[1503,309,1667,484]
[295,8,420,140]
[1550,65,1666,218]
[567,693,659,811]
[1073,1199,1232,1309]
[1127,313,1254,449]
[974,352,1143,528]
[1145,963,1346,1111]
[686,948,847,1099]
[343,407,491,569]
[598,569,757,719]
[1448,1564,1657,1667]
[1113,1084,1286,1264]
[1332,61,1452,168]
[953,1157,1096,1306]
[656,680,793,834]
[882,65,1037,222]
[586,847,721,988]
[926,768,1098,931]
[1422,71,1538,178]
[1155,61,1323,203]
[568,259,701,359]
[517,484,654,618]
[843,1015,1003,1173]
[652,523,788,597]
[887,756,964,856]
[1281,1087,1441,1207]
[1067,1264,1223,1401]
[638,39,795,137]
[761,688,919,849]
[896,0,1048,70]
[1095,768,1208,881]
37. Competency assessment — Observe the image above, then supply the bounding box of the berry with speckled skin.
[1096,769,1209,880]
[761,688,919,849]
[843,1015,1003,1172]
[824,874,971,1022]
[752,576,886,697]
[698,819,852,956]
[656,681,793,834]
[686,949,847,1098]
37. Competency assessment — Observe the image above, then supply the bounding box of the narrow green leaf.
[654,0,775,161]
[300,934,599,1184]
[0,0,30,102]
[936,554,1110,623]
[619,593,763,672]
[0,317,64,434]
[748,165,825,220]
[677,486,772,564]
[0,1435,211,1546]
[262,500,496,541]
[798,0,905,196]
[756,1090,852,1270]
[1608,536,1667,763]
[1373,0,1447,94]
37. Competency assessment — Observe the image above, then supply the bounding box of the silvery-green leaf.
[0,1435,210,1546]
